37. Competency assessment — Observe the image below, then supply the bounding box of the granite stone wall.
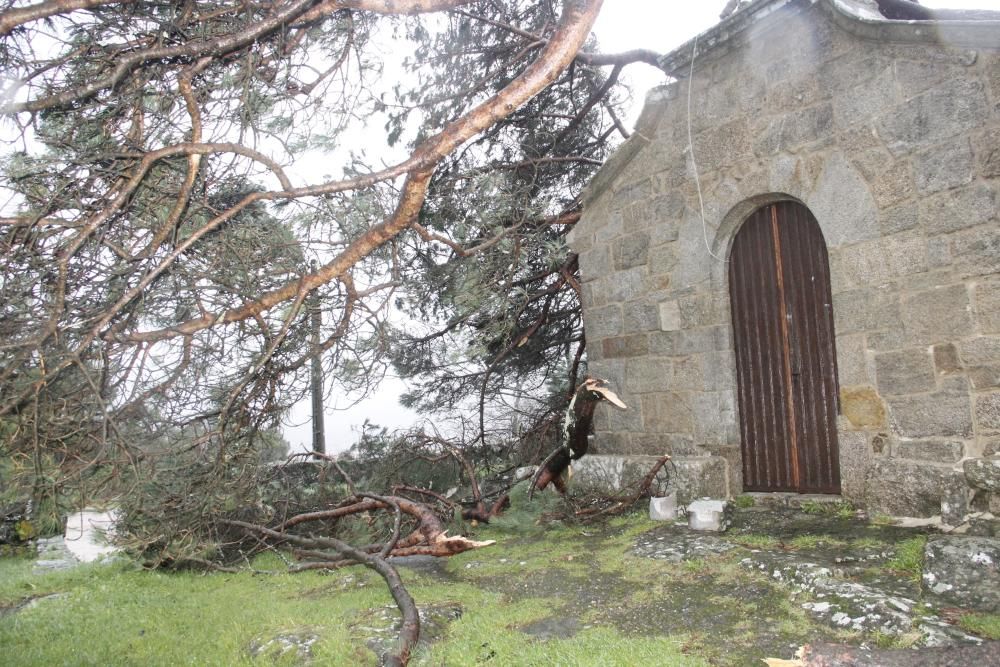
[569,0,1000,517]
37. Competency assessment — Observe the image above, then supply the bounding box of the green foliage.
[733,495,755,509]
[484,481,571,534]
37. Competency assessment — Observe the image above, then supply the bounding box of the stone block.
[647,192,686,224]
[975,392,1000,433]
[809,153,880,247]
[888,385,972,438]
[690,391,737,445]
[879,202,919,236]
[623,301,660,334]
[837,430,873,501]
[840,385,887,429]
[624,357,671,394]
[874,348,935,396]
[571,454,724,503]
[687,499,732,532]
[900,284,974,346]
[877,78,989,156]
[702,350,736,391]
[779,103,834,149]
[952,222,1000,280]
[595,211,625,244]
[975,127,1000,179]
[605,267,647,303]
[918,183,996,236]
[658,300,681,331]
[932,343,962,375]
[895,439,964,464]
[601,334,649,360]
[960,336,1000,390]
[611,177,652,210]
[600,397,644,433]
[864,459,962,517]
[585,304,623,340]
[649,222,680,246]
[670,355,703,391]
[832,288,901,335]
[641,392,693,434]
[649,492,677,521]
[679,292,722,329]
[838,236,928,288]
[964,457,1000,493]
[622,203,649,233]
[939,484,970,527]
[692,117,753,168]
[974,281,1000,334]
[629,433,701,457]
[671,457,728,502]
[869,159,915,210]
[589,431,630,456]
[892,59,953,98]
[836,334,870,386]
[923,536,1000,612]
[913,138,974,194]
[580,245,612,278]
[613,232,650,270]
[651,326,730,356]
[648,242,678,275]
[831,65,894,126]
[927,238,952,271]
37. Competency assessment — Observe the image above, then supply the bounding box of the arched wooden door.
[729,201,841,494]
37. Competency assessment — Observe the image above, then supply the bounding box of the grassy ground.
[2,509,998,666]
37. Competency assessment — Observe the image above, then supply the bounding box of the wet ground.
[393,504,996,666]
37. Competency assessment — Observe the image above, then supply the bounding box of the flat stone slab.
[248,630,320,663]
[922,535,1000,612]
[633,527,737,562]
[740,551,981,647]
[357,602,462,663]
[632,508,986,648]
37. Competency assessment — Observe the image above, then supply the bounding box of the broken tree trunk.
[529,378,627,497]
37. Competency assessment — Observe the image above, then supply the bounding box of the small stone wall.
[569,0,1000,519]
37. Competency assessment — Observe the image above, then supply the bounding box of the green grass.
[0,507,883,667]
[885,536,926,583]
[1,554,385,666]
[959,613,1000,640]
[732,534,781,550]
[800,500,855,519]
[733,495,755,509]
[787,534,847,550]
[849,537,885,550]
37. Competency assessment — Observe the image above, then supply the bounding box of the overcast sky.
[284,0,1000,454]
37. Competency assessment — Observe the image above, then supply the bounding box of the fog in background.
[282,0,999,454]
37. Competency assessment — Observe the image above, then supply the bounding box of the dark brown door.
[729,201,840,494]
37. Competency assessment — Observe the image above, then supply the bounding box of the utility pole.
[309,280,326,458]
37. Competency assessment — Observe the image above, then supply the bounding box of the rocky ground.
[7,503,1000,665]
[385,502,1000,665]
